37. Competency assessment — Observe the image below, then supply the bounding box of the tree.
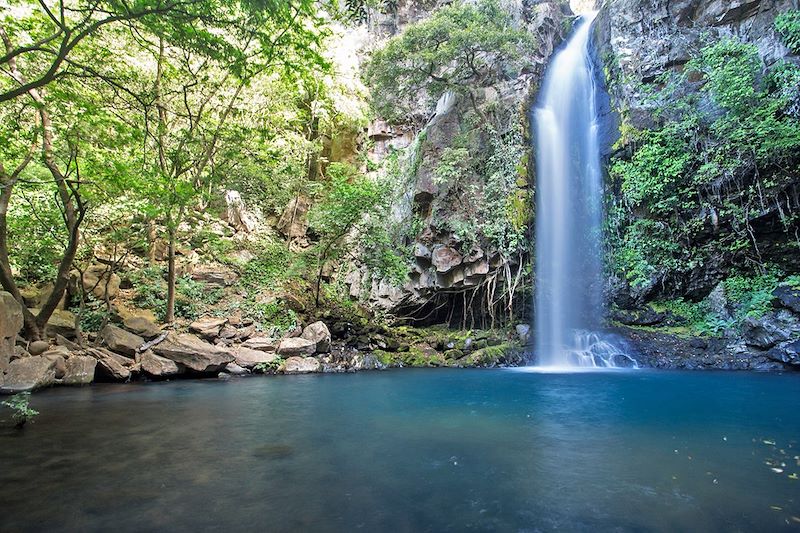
[308,162,384,306]
[363,0,535,123]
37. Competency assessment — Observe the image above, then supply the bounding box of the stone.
[1,291,24,373]
[42,345,72,361]
[100,324,144,357]
[242,337,279,352]
[40,308,77,339]
[223,190,257,233]
[280,356,321,374]
[1,356,56,392]
[413,243,432,260]
[189,317,227,340]
[87,348,133,381]
[516,324,531,343]
[235,347,280,369]
[742,317,791,349]
[78,265,121,300]
[773,284,800,315]
[431,245,463,273]
[61,356,97,385]
[28,340,50,356]
[276,195,310,239]
[767,339,800,367]
[152,333,234,373]
[277,337,317,356]
[300,321,332,353]
[122,316,162,339]
[136,350,182,377]
[224,362,250,375]
[219,325,238,339]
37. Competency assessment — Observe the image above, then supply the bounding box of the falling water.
[533,13,636,368]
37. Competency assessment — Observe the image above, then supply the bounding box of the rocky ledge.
[1,291,527,394]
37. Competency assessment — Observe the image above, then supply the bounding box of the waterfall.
[532,13,637,369]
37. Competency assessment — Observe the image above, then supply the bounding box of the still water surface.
[1,369,799,532]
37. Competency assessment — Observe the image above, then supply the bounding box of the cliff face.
[351,0,572,327]
[594,0,800,369]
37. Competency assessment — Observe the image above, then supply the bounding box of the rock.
[742,316,791,349]
[152,333,233,373]
[300,321,332,353]
[100,324,144,357]
[611,308,668,326]
[276,195,310,239]
[1,356,56,392]
[515,324,531,343]
[234,347,280,369]
[42,345,72,361]
[773,284,800,315]
[61,356,97,385]
[122,316,161,339]
[28,340,50,356]
[136,350,182,377]
[38,308,76,339]
[12,346,29,361]
[431,245,463,273]
[189,317,227,340]
[56,334,81,351]
[223,190,257,233]
[190,267,238,287]
[1,291,24,373]
[277,337,317,356]
[224,362,250,375]
[241,337,278,352]
[87,347,132,381]
[219,325,238,340]
[77,265,121,301]
[767,339,800,367]
[280,356,321,374]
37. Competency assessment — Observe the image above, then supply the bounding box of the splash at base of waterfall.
[557,331,638,368]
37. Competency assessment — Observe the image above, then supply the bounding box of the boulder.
[28,340,50,356]
[300,321,332,353]
[276,195,310,239]
[37,308,76,339]
[219,325,238,340]
[277,337,316,356]
[61,356,97,385]
[431,245,463,273]
[1,356,56,392]
[241,337,278,352]
[767,339,800,367]
[516,324,531,343]
[136,350,183,377]
[224,362,250,375]
[1,291,24,373]
[280,356,321,374]
[773,284,800,315]
[87,348,133,381]
[122,316,161,339]
[742,316,791,349]
[100,324,144,357]
[235,347,280,369]
[78,265,121,301]
[189,317,227,340]
[152,333,233,373]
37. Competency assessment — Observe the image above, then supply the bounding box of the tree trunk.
[166,222,177,324]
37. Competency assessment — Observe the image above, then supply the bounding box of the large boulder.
[767,339,800,367]
[773,284,800,315]
[431,245,463,273]
[277,337,316,356]
[241,337,278,352]
[122,316,161,339]
[100,324,144,357]
[189,317,227,341]
[742,316,791,349]
[29,308,77,339]
[86,347,133,381]
[234,347,280,369]
[136,350,183,377]
[300,321,331,353]
[77,265,121,301]
[276,195,310,239]
[1,356,56,392]
[152,333,233,373]
[61,356,97,385]
[1,291,24,373]
[280,356,321,374]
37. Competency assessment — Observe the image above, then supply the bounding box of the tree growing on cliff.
[363,0,535,123]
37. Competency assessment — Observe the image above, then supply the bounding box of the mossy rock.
[443,349,464,360]
[372,350,398,367]
[460,343,523,367]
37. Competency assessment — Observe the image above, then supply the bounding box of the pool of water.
[1,369,799,532]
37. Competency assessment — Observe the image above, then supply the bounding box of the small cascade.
[532,12,636,369]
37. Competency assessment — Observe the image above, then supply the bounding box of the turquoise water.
[1,369,799,532]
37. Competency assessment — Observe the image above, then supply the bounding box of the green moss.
[463,343,515,367]
[372,350,398,367]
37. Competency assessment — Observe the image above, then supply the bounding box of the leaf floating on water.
[771,468,784,474]
[771,506,783,511]
[790,516,800,523]
[788,473,798,480]
[764,440,776,446]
